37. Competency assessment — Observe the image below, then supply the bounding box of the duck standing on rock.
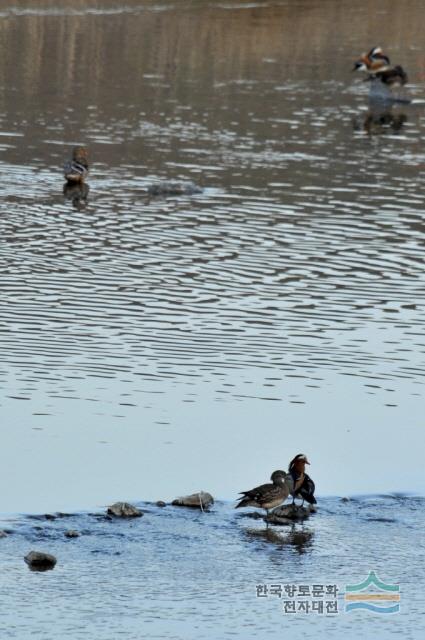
[235,470,289,518]
[287,454,316,506]
[64,146,89,183]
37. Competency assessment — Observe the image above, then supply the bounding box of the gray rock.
[24,551,57,571]
[147,181,203,197]
[64,530,80,538]
[107,502,143,518]
[172,491,214,510]
[156,501,167,508]
[266,503,312,524]
[0,530,7,538]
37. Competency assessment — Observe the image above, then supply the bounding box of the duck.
[286,454,316,506]
[353,47,408,100]
[235,470,289,517]
[64,146,89,184]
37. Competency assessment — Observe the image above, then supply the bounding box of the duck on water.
[353,46,409,102]
[64,146,89,184]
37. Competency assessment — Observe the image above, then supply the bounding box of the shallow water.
[1,496,424,639]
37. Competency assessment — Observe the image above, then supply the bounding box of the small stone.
[0,530,8,538]
[340,497,350,503]
[24,551,57,571]
[172,491,214,510]
[156,501,166,508]
[107,502,143,518]
[64,530,80,538]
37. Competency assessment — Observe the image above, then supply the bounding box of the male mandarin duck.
[353,47,408,101]
[286,453,316,505]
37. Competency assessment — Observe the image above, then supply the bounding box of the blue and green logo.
[345,571,400,614]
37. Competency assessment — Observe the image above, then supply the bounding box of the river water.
[0,0,424,636]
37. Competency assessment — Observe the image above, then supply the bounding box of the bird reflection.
[63,182,90,210]
[353,103,407,136]
[245,524,314,554]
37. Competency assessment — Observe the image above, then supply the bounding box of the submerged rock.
[266,503,313,524]
[64,530,80,538]
[156,501,167,508]
[107,502,143,518]
[147,181,203,197]
[172,491,214,510]
[340,497,350,503]
[24,551,57,571]
[0,530,8,538]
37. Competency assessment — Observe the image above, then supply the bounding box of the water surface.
[0,0,424,509]
[0,496,424,639]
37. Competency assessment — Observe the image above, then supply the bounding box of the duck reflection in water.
[63,181,90,210]
[353,103,407,136]
[245,524,314,554]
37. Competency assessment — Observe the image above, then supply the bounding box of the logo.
[345,571,400,614]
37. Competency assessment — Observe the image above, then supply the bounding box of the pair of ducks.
[236,454,316,517]
[353,46,408,99]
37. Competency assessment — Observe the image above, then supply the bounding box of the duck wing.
[238,481,274,501]
[299,474,316,504]
[377,65,408,86]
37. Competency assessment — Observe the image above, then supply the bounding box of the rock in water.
[172,492,214,510]
[64,530,80,538]
[147,181,203,196]
[107,502,143,518]
[156,501,167,508]
[0,530,8,538]
[266,503,313,524]
[24,551,57,571]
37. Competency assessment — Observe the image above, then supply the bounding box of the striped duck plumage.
[353,46,408,87]
[235,470,289,516]
[64,146,89,184]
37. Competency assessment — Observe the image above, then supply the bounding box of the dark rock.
[24,551,57,571]
[172,491,214,510]
[64,530,80,538]
[236,511,264,520]
[156,501,167,508]
[107,502,143,518]
[266,504,313,524]
[340,497,350,503]
[44,514,56,521]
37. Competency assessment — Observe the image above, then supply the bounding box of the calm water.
[0,0,424,635]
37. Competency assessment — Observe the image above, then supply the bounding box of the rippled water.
[1,496,424,639]
[1,0,424,510]
[0,3,424,635]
